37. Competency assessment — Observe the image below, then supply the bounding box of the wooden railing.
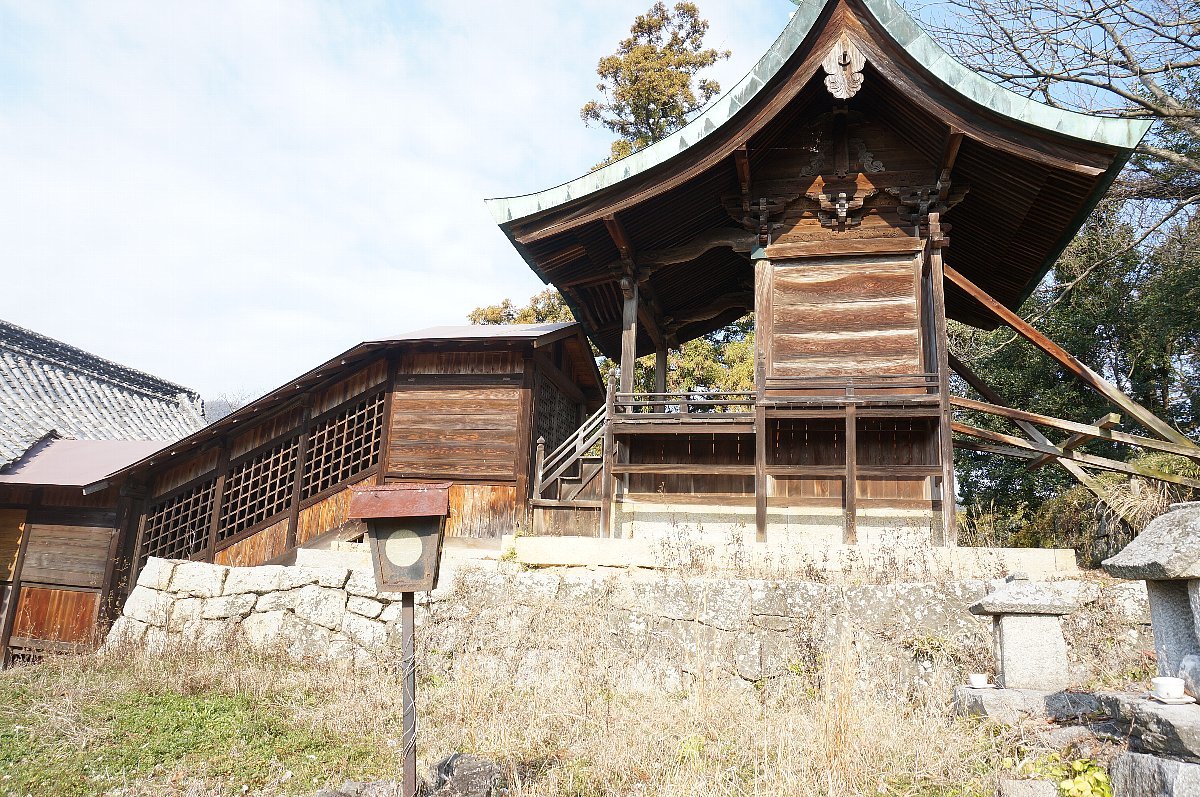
[613,391,755,418]
[760,373,940,402]
[533,404,607,501]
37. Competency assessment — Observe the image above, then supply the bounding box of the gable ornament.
[822,36,866,100]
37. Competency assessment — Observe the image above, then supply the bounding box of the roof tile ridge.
[0,318,200,404]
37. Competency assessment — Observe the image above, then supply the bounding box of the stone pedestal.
[969,573,1077,691]
[1104,502,1200,696]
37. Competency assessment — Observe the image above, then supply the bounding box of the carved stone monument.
[969,573,1078,692]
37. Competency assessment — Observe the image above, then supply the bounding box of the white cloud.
[0,0,790,402]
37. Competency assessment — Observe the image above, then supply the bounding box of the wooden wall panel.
[295,473,376,547]
[0,485,34,506]
[10,586,100,648]
[214,518,289,568]
[0,509,25,582]
[770,256,922,379]
[151,448,219,499]
[388,385,521,480]
[21,524,113,589]
[312,358,388,416]
[398,350,523,375]
[230,405,305,460]
[444,484,517,539]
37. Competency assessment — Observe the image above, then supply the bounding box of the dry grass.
[0,625,1029,797]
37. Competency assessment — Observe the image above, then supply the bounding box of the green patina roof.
[485,0,1150,225]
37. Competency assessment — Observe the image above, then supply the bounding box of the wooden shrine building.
[486,0,1191,544]
[0,319,205,662]
[98,324,602,588]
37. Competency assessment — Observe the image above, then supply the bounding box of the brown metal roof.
[0,437,164,487]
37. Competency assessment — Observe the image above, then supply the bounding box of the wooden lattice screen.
[301,391,384,500]
[535,371,577,453]
[217,435,301,542]
[140,478,216,568]
[137,386,386,568]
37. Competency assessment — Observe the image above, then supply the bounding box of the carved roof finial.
[822,35,865,100]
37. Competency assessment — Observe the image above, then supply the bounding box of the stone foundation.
[110,556,1149,694]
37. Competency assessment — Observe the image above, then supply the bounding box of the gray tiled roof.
[0,319,206,469]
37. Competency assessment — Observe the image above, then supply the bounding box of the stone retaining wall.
[109,557,1151,691]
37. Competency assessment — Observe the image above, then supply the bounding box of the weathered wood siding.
[768,254,922,379]
[10,586,100,649]
[388,352,526,481]
[444,484,517,539]
[21,511,114,589]
[294,472,376,547]
[214,517,289,568]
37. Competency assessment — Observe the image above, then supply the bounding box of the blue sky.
[1,1,799,402]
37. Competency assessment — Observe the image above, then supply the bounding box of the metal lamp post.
[348,482,450,797]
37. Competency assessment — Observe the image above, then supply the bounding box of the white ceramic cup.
[1151,676,1186,700]
[968,673,989,689]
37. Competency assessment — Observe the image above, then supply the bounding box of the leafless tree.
[908,0,1199,202]
[204,388,256,423]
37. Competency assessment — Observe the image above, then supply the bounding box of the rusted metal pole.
[402,591,417,796]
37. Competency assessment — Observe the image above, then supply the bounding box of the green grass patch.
[0,683,387,796]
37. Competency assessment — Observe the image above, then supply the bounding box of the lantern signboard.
[346,481,451,797]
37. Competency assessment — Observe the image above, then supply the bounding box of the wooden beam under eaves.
[948,352,1131,522]
[951,421,1200,489]
[1027,413,1120,471]
[603,213,635,264]
[945,265,1200,450]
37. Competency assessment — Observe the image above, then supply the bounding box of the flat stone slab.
[1110,752,1200,797]
[952,686,1098,724]
[996,779,1056,797]
[970,581,1078,615]
[1098,692,1200,763]
[1104,503,1200,580]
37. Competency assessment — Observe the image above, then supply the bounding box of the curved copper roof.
[486,0,1151,359]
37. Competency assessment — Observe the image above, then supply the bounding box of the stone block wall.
[110,557,1151,692]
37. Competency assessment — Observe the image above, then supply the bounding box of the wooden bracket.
[603,213,635,263]
[734,146,752,215]
[807,186,876,231]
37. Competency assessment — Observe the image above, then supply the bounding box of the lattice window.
[535,371,577,453]
[218,436,300,541]
[140,478,216,568]
[301,391,384,500]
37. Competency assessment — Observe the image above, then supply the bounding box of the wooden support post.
[619,277,639,396]
[844,404,858,544]
[285,402,314,552]
[599,375,616,538]
[947,353,1130,522]
[753,258,772,544]
[0,494,34,669]
[205,444,231,562]
[755,400,768,544]
[100,492,138,623]
[945,264,1198,449]
[928,216,956,545]
[533,437,546,499]
[654,344,668,396]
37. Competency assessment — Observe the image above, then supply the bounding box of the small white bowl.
[1152,676,1186,700]
[967,673,990,689]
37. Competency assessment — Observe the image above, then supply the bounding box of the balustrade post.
[533,436,545,499]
